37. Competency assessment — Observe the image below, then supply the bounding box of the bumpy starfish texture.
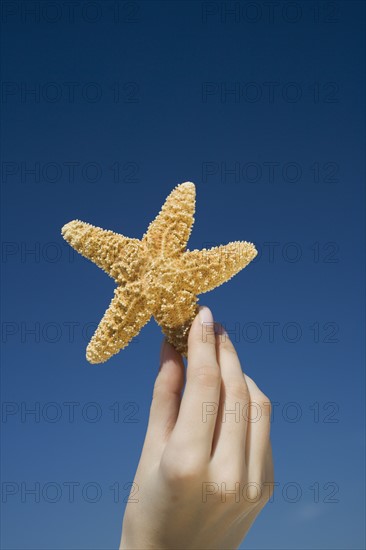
[61,182,257,364]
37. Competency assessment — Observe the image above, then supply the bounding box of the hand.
[120,306,274,550]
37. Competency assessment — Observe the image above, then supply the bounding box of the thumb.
[146,339,185,445]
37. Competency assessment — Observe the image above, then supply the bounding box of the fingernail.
[199,306,213,325]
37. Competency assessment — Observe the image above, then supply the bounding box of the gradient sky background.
[1,1,365,549]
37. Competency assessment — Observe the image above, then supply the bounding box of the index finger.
[169,306,221,461]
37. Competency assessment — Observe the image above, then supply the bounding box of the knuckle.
[251,391,271,417]
[264,481,275,502]
[226,470,242,488]
[259,395,271,417]
[245,482,263,504]
[191,364,221,388]
[250,470,274,505]
[160,450,202,484]
[258,482,274,505]
[225,380,249,402]
[218,335,238,356]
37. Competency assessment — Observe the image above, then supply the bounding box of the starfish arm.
[86,285,151,364]
[61,220,141,284]
[142,182,196,258]
[181,241,258,294]
[154,289,199,356]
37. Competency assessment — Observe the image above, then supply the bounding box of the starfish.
[61,182,257,364]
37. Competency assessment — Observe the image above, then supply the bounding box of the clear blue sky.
[1,1,365,549]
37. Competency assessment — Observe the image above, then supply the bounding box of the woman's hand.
[120,306,274,550]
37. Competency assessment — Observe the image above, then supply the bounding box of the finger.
[244,374,272,479]
[145,339,185,448]
[211,326,250,469]
[244,444,275,509]
[264,443,275,499]
[170,306,221,461]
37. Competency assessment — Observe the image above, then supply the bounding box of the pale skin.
[120,306,274,550]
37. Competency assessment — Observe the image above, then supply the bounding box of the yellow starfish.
[61,182,257,364]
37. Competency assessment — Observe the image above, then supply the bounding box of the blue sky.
[1,1,365,549]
